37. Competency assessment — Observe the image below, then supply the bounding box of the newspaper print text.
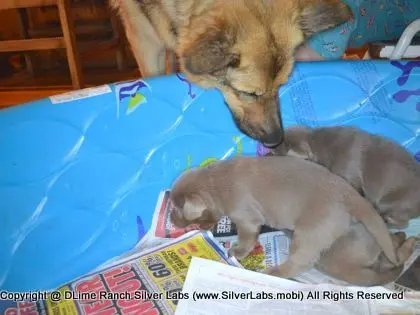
[74,263,160,315]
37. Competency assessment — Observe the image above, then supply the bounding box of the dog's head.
[170,192,219,230]
[178,0,352,148]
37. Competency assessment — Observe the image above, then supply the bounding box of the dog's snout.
[233,116,284,147]
[260,116,284,148]
[228,94,285,146]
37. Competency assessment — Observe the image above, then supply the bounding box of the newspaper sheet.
[0,231,240,315]
[175,257,420,315]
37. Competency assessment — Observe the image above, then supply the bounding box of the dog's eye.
[226,82,263,99]
[241,91,259,97]
[239,90,262,100]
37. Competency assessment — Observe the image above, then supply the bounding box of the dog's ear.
[183,193,207,221]
[298,0,353,38]
[182,29,239,75]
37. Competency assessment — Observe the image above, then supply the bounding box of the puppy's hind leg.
[264,206,353,279]
[264,225,343,279]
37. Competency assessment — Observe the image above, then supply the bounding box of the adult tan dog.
[270,126,420,229]
[169,156,408,285]
[109,0,352,147]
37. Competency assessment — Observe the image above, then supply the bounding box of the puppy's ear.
[183,193,207,221]
[197,209,218,229]
[298,0,353,38]
[181,29,239,75]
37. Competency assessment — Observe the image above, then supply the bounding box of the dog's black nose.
[259,116,284,149]
[261,131,284,149]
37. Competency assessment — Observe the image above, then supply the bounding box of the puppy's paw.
[392,231,407,247]
[397,236,418,264]
[406,236,418,251]
[228,243,253,261]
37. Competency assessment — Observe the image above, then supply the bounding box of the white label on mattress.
[50,85,112,104]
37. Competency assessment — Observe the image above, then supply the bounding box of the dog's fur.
[271,126,420,229]
[169,156,413,285]
[110,0,352,146]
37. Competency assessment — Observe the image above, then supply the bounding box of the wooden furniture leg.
[17,8,34,76]
[57,0,83,89]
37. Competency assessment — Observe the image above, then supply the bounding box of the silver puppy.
[272,125,420,228]
[316,224,414,285]
[169,156,403,285]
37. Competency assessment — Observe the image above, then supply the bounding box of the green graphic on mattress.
[184,136,243,171]
[117,79,151,115]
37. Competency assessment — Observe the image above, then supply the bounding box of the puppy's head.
[178,0,352,148]
[170,192,219,230]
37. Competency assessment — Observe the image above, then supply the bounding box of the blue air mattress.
[1,60,419,291]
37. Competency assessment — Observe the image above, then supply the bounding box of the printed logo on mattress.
[0,61,419,291]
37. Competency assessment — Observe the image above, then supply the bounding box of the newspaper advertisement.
[175,257,420,315]
[0,231,240,315]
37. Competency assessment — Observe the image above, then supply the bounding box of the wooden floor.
[0,67,140,108]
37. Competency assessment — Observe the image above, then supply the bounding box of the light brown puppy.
[271,125,420,229]
[316,225,416,285]
[169,156,403,285]
[110,0,352,146]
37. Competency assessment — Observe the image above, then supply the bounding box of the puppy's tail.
[350,198,399,266]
